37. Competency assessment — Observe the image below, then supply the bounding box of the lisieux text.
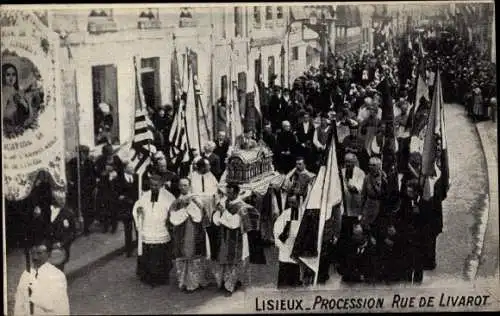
[254,293,490,311]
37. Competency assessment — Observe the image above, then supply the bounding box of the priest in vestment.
[132,172,175,287]
[212,183,260,296]
[342,153,366,217]
[281,157,315,206]
[168,178,210,293]
[190,158,221,260]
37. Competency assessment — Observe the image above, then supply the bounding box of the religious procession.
[5,3,497,315]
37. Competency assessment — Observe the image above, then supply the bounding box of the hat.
[78,145,90,153]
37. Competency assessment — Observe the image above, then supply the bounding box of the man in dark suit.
[118,162,139,257]
[214,130,230,172]
[276,121,298,174]
[67,145,96,236]
[203,141,222,180]
[294,110,315,168]
[45,190,77,272]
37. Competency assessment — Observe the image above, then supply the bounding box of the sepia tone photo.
[2,2,499,314]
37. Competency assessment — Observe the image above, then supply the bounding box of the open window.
[92,65,119,146]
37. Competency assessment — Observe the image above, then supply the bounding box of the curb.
[465,122,499,280]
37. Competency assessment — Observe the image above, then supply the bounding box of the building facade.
[51,5,316,160]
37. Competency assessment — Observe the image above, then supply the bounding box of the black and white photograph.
[2,2,499,314]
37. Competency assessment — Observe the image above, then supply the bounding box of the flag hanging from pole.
[129,56,156,177]
[291,135,343,285]
[421,70,450,202]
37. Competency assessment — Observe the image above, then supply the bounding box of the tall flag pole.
[421,70,450,201]
[171,35,182,106]
[130,55,156,257]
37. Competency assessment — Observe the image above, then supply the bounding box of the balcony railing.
[276,18,285,27]
[87,16,118,34]
[179,17,197,28]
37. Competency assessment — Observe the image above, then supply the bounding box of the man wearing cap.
[276,121,298,174]
[133,171,175,286]
[67,145,96,236]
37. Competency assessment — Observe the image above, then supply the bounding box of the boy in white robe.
[15,240,70,316]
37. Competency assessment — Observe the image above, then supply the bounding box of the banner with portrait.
[2,10,66,201]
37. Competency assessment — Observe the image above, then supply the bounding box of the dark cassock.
[398,183,427,283]
[45,191,77,272]
[273,196,302,288]
[132,174,175,286]
[168,191,210,292]
[269,90,283,132]
[214,133,231,171]
[276,122,298,174]
[67,145,96,235]
[261,122,278,164]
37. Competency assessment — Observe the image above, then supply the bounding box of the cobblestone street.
[65,103,495,314]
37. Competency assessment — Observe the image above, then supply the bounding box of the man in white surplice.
[133,172,175,286]
[14,240,70,316]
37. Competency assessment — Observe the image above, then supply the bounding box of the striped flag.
[129,56,156,178]
[291,134,343,285]
[185,64,201,153]
[171,47,182,104]
[421,70,450,201]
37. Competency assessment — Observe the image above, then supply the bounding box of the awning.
[336,5,362,27]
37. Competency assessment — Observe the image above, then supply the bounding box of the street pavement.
[64,103,497,314]
[5,103,496,315]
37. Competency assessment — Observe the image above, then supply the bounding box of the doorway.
[140,57,161,111]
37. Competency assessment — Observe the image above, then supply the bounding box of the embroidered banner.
[2,10,66,201]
